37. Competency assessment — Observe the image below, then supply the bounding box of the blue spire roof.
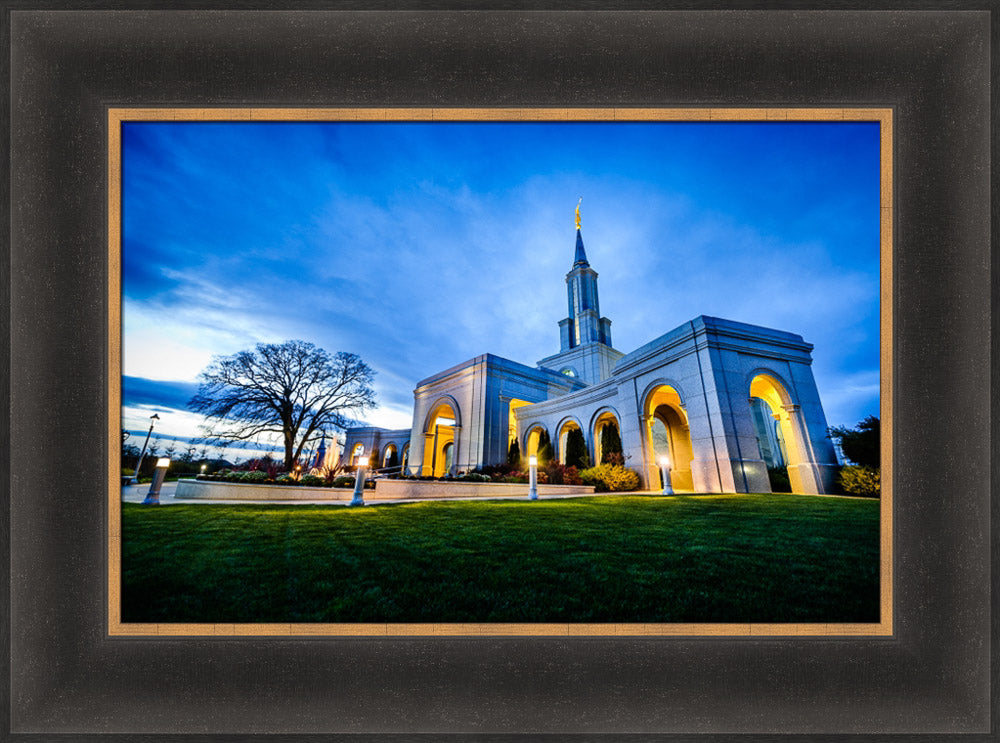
[573,229,589,268]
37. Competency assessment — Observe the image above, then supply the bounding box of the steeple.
[573,229,589,267]
[537,202,623,385]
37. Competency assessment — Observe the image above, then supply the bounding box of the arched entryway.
[422,399,460,477]
[644,385,694,491]
[400,443,410,474]
[556,418,586,467]
[749,373,812,493]
[592,408,623,464]
[523,424,548,460]
[382,443,398,469]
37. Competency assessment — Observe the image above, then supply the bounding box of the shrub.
[240,470,270,483]
[580,464,641,492]
[332,476,355,488]
[275,474,299,485]
[299,474,325,487]
[838,465,880,497]
[599,422,623,463]
[122,467,134,476]
[507,438,521,468]
[456,473,491,482]
[544,463,582,486]
[767,466,791,493]
[563,428,587,469]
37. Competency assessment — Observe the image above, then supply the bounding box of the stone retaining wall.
[175,479,351,501]
[373,479,595,499]
[173,478,595,501]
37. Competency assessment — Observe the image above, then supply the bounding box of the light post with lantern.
[129,413,160,486]
[528,455,538,500]
[351,455,368,506]
[659,455,674,495]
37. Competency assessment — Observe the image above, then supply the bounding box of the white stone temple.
[343,205,839,493]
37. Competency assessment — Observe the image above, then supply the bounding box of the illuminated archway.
[349,442,365,467]
[422,399,459,477]
[382,443,398,468]
[523,424,548,459]
[644,385,694,491]
[749,372,809,492]
[400,443,410,474]
[556,417,584,466]
[591,408,622,464]
[507,398,531,449]
[367,446,380,471]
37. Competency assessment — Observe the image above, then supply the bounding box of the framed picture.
[109,107,890,639]
[7,6,992,739]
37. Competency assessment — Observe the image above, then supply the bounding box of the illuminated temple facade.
[343,210,839,494]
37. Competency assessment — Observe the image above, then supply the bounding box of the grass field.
[120,493,880,623]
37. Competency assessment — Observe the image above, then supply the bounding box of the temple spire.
[573,198,589,267]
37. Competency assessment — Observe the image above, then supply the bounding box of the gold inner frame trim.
[107,107,892,638]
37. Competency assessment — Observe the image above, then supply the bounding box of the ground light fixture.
[143,457,170,505]
[200,463,207,474]
[659,454,674,495]
[528,455,538,500]
[351,455,368,506]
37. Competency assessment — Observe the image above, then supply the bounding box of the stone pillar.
[639,413,658,490]
[451,425,462,476]
[421,431,434,477]
[781,404,824,494]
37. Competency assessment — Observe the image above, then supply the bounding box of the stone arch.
[421,394,463,432]
[748,371,814,492]
[639,377,690,411]
[589,406,623,464]
[382,443,398,468]
[421,396,460,477]
[400,442,410,473]
[521,422,550,460]
[555,415,585,465]
[643,383,695,491]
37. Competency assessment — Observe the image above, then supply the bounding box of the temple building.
[342,205,839,493]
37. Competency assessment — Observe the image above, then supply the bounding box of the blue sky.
[121,120,881,455]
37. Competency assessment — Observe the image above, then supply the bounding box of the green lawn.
[121,494,880,623]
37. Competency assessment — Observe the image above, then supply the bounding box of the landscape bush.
[838,465,880,497]
[580,464,641,492]
[240,470,270,483]
[299,474,325,487]
[332,476,356,488]
[544,463,582,485]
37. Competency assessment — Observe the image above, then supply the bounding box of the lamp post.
[528,455,538,500]
[143,457,170,504]
[130,413,160,485]
[351,455,368,506]
[659,455,674,495]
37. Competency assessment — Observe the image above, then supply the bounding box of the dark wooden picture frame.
[6,5,994,739]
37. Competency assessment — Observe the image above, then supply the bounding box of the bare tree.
[188,340,375,471]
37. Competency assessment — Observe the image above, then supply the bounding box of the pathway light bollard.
[351,456,368,506]
[200,463,207,475]
[659,455,674,496]
[528,455,538,500]
[143,458,171,505]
